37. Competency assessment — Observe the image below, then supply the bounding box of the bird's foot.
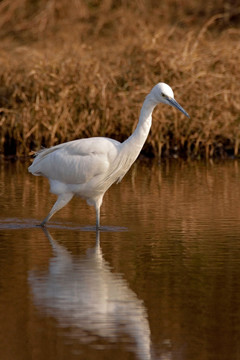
[38,220,47,227]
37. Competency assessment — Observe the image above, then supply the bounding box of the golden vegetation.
[0,0,240,158]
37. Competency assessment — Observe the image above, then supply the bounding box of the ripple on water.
[0,218,128,232]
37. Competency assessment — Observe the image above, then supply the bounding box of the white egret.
[28,82,189,228]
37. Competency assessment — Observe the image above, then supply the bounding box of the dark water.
[1,160,240,360]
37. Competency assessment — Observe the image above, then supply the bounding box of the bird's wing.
[29,137,120,184]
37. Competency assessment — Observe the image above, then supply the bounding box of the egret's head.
[151,82,190,118]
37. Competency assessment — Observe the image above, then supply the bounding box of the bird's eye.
[161,93,166,98]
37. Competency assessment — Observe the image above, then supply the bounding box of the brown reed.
[0,0,240,159]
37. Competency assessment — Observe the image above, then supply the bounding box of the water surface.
[1,160,240,360]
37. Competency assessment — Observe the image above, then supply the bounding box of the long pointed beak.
[168,97,190,118]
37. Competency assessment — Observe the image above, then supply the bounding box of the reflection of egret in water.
[28,230,152,360]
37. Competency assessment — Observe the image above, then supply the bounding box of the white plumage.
[28,82,189,228]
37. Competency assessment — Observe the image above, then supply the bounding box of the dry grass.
[0,0,240,158]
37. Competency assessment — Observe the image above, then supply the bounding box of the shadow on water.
[28,229,154,360]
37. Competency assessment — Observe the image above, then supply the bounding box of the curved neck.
[123,95,157,153]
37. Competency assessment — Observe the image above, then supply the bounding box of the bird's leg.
[96,207,100,230]
[40,193,73,227]
[94,196,103,230]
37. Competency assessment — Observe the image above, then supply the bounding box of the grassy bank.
[0,0,240,159]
